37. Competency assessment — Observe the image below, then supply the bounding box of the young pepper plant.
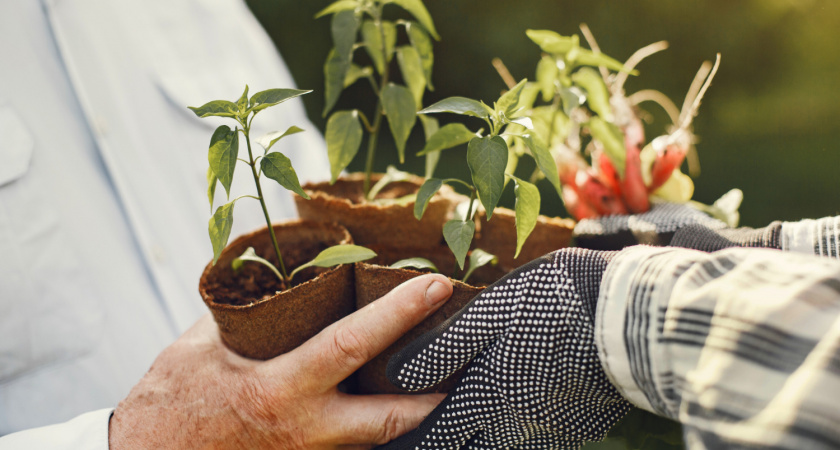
[189,86,374,289]
[317,0,440,197]
[413,79,561,269]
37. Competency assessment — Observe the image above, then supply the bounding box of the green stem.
[363,7,390,197]
[464,189,478,222]
[244,126,289,283]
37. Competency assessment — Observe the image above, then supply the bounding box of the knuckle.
[375,405,407,444]
[329,326,372,369]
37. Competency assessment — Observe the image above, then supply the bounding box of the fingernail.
[425,280,450,307]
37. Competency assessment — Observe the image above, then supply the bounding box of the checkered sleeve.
[596,245,840,449]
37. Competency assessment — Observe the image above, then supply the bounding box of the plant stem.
[465,189,478,222]
[243,126,290,283]
[363,6,390,197]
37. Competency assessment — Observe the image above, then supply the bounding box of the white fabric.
[0,0,327,439]
[781,217,840,259]
[0,409,112,450]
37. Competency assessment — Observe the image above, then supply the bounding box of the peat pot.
[199,220,355,360]
[353,245,504,394]
[294,172,464,248]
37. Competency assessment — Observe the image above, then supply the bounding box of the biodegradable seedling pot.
[294,172,464,248]
[474,207,576,271]
[199,220,355,360]
[353,245,503,394]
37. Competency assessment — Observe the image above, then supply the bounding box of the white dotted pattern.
[385,249,631,449]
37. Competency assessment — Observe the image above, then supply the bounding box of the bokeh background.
[247,0,840,228]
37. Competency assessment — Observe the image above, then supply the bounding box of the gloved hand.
[380,248,631,450]
[671,216,840,259]
[573,202,727,250]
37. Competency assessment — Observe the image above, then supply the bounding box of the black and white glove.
[671,216,840,259]
[380,248,631,450]
[573,202,727,250]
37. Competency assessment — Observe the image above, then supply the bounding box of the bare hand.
[108,274,453,449]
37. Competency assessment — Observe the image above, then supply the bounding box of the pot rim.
[199,219,353,311]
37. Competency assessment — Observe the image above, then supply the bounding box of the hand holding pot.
[109,274,454,449]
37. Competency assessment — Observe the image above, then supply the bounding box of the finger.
[320,393,446,446]
[280,274,453,390]
[376,390,478,450]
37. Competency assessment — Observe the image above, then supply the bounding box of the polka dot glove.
[669,222,782,252]
[574,202,727,250]
[380,248,631,449]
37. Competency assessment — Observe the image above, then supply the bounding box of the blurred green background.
[247,0,840,227]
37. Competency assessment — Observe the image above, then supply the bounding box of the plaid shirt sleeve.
[596,245,840,449]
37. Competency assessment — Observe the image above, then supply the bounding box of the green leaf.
[315,0,358,18]
[559,85,585,116]
[420,97,492,119]
[396,46,426,108]
[526,29,579,55]
[536,55,559,102]
[388,0,440,40]
[443,220,475,270]
[418,123,476,156]
[232,247,283,282]
[324,49,351,115]
[522,135,561,197]
[206,167,218,212]
[462,248,498,283]
[414,178,443,220]
[332,9,360,62]
[344,64,373,88]
[495,78,528,118]
[588,116,626,174]
[419,115,440,178]
[510,176,540,258]
[209,200,236,265]
[260,152,310,200]
[368,165,413,200]
[390,257,439,272]
[289,244,377,280]
[249,88,311,113]
[235,85,249,114]
[572,67,613,121]
[467,136,508,219]
[257,126,305,152]
[575,48,638,74]
[208,125,238,198]
[381,83,416,163]
[188,100,239,119]
[362,20,397,75]
[325,110,363,183]
[407,22,434,90]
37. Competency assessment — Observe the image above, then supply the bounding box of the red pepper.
[620,118,650,213]
[648,144,687,192]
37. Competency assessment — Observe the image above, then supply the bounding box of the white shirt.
[0,0,328,445]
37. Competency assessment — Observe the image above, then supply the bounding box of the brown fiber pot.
[293,173,464,248]
[354,245,503,394]
[474,207,576,271]
[199,220,355,360]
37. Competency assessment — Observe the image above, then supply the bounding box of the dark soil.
[205,234,331,306]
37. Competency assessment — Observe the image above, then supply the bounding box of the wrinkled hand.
[381,249,630,449]
[109,274,454,449]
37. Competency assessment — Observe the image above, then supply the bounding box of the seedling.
[317,0,440,197]
[190,86,375,289]
[390,248,498,284]
[413,80,561,269]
